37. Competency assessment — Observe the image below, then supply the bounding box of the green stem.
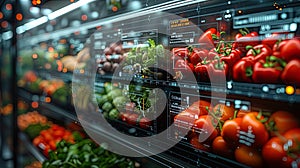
[212,34,219,41]
[233,110,238,119]
[187,45,194,54]
[245,67,253,77]
[269,55,287,67]
[202,57,208,64]
[239,28,249,36]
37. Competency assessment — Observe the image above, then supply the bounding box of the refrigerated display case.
[1,0,300,167]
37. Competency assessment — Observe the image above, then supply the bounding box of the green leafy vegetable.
[43,139,135,168]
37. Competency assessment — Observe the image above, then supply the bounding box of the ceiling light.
[48,0,96,20]
[23,16,48,30]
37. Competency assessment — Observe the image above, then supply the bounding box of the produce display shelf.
[80,119,196,168]
[37,69,73,82]
[35,65,300,106]
[96,73,300,104]
[17,75,299,168]
[17,87,189,167]
[19,132,46,163]
[17,88,77,122]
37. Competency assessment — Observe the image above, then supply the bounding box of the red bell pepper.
[279,38,300,62]
[272,40,287,58]
[235,28,260,52]
[207,32,232,60]
[208,57,229,80]
[195,58,210,82]
[261,32,287,48]
[216,40,232,54]
[208,48,220,60]
[189,48,208,65]
[220,49,242,67]
[172,48,190,59]
[245,44,272,62]
[235,28,258,41]
[198,28,219,50]
[281,59,300,87]
[252,56,284,83]
[232,57,253,83]
[174,59,194,73]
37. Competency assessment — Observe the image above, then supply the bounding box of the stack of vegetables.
[1,100,28,116]
[234,34,300,86]
[18,71,71,106]
[96,42,125,75]
[119,83,153,130]
[17,111,76,156]
[17,111,138,167]
[95,82,126,120]
[173,100,300,167]
[95,82,153,130]
[18,70,41,94]
[43,139,137,168]
[18,111,50,139]
[172,28,300,87]
[121,39,166,79]
[32,124,78,157]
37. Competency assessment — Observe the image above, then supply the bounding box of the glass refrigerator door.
[14,0,300,168]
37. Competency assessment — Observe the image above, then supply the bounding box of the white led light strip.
[48,0,96,20]
[15,0,96,34]
[16,0,206,43]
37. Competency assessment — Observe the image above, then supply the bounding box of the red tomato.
[33,136,43,146]
[193,115,218,143]
[235,145,264,168]
[190,135,211,152]
[284,128,300,153]
[213,104,235,122]
[42,131,53,143]
[39,130,48,137]
[185,104,201,116]
[280,38,300,62]
[120,112,130,122]
[272,40,288,58]
[188,100,211,116]
[236,109,251,118]
[139,117,152,129]
[174,111,197,130]
[49,140,57,151]
[53,129,65,138]
[221,117,242,146]
[267,111,299,136]
[127,113,139,125]
[212,136,235,159]
[198,100,212,115]
[240,112,269,147]
[63,131,72,141]
[262,137,295,168]
[51,124,61,131]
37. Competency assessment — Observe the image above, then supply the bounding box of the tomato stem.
[256,111,268,123]
[233,110,238,119]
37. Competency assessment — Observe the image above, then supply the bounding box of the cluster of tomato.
[32,124,75,157]
[119,102,152,130]
[174,100,300,168]
[172,28,300,87]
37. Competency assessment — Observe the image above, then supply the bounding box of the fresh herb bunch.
[43,139,135,168]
